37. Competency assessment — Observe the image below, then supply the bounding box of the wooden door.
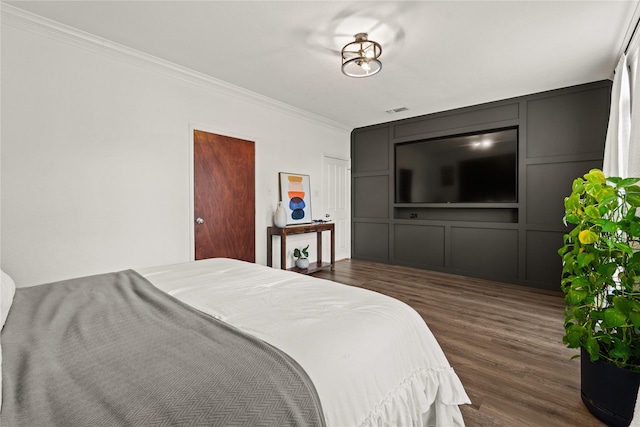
[194,130,255,262]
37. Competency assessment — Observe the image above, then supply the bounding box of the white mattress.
[137,258,470,426]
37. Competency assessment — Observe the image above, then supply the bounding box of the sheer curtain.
[616,21,640,427]
[605,31,640,178]
[627,33,640,178]
[603,54,630,177]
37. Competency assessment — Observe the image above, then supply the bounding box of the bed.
[1,258,470,426]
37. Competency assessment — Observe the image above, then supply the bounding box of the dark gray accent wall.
[351,80,612,291]
[450,226,519,279]
[353,223,389,261]
[353,176,389,218]
[393,224,445,268]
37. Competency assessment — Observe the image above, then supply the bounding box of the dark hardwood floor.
[313,259,606,427]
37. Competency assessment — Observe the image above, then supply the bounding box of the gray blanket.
[1,270,325,427]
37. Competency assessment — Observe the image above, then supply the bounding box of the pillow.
[1,270,16,329]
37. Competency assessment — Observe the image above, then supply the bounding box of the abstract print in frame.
[279,173,312,225]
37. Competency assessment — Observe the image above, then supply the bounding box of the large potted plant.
[559,168,640,426]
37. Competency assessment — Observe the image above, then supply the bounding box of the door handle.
[195,217,205,224]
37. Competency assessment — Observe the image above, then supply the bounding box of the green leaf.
[597,262,619,278]
[610,340,632,361]
[627,191,640,207]
[558,245,568,257]
[293,244,309,258]
[614,242,634,256]
[584,206,600,219]
[578,230,598,244]
[568,288,588,305]
[608,176,622,185]
[623,185,640,203]
[577,251,595,268]
[571,275,590,288]
[604,307,627,328]
[629,252,640,271]
[565,194,580,211]
[564,213,580,224]
[585,169,606,184]
[565,324,586,347]
[585,182,601,198]
[590,309,604,321]
[629,311,640,328]
[603,185,618,200]
[584,336,600,360]
[568,227,580,238]
[574,307,590,324]
[600,219,618,233]
[599,334,612,345]
[617,177,640,188]
[600,192,619,205]
[572,178,585,193]
[613,296,632,315]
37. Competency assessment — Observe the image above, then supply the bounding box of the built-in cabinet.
[351,80,611,291]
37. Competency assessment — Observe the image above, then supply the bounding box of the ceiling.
[4,1,640,129]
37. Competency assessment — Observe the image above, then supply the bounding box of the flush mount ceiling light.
[341,33,382,78]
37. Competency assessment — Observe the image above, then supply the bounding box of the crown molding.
[1,3,351,133]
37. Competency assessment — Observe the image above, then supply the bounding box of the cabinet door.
[526,85,610,158]
[394,224,445,268]
[353,223,388,261]
[526,160,602,227]
[526,230,563,290]
[352,127,389,173]
[353,176,389,219]
[450,227,519,281]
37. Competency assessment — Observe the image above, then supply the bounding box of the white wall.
[1,9,351,287]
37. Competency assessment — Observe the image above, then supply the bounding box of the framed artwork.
[279,172,312,225]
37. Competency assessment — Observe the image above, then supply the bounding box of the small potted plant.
[559,168,640,426]
[294,245,309,269]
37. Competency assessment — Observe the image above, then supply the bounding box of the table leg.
[280,235,287,270]
[267,228,273,267]
[330,226,335,269]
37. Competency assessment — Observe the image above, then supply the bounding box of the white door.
[323,155,350,260]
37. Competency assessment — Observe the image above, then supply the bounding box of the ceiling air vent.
[386,107,408,114]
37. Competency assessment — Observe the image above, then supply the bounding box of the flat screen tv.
[395,127,518,204]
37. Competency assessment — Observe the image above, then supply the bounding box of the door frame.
[188,123,258,261]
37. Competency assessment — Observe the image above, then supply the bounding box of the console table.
[267,223,335,274]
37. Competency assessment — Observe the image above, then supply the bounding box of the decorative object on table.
[279,173,312,225]
[274,201,287,228]
[559,168,640,427]
[294,245,310,269]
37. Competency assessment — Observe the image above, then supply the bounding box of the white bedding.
[137,258,470,427]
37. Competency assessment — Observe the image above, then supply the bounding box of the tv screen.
[395,128,518,204]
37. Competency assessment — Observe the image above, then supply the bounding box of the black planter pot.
[581,348,640,427]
